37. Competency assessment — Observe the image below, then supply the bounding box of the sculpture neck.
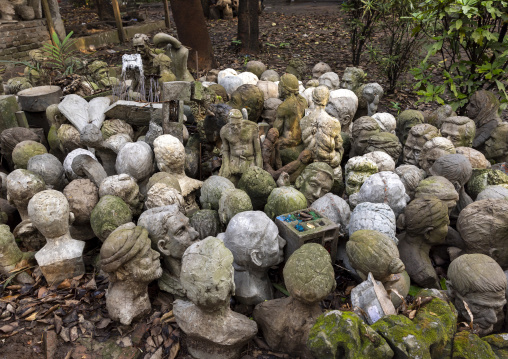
[44,232,73,245]
[164,256,182,276]
[110,280,147,300]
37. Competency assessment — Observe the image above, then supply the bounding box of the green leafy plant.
[279,42,290,48]
[390,101,402,114]
[231,39,242,46]
[43,31,78,76]
[411,0,508,112]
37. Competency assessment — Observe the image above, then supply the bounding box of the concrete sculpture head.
[440,116,476,147]
[341,67,366,92]
[99,174,142,216]
[326,89,358,134]
[6,169,45,221]
[466,90,501,146]
[344,156,378,196]
[363,83,383,116]
[372,112,396,134]
[318,72,340,90]
[365,132,402,162]
[418,137,456,174]
[348,202,397,243]
[362,151,395,172]
[101,224,162,325]
[27,154,66,191]
[221,211,285,304]
[394,165,426,200]
[218,188,253,226]
[485,122,508,164]
[312,62,332,79]
[403,123,440,166]
[154,134,185,174]
[295,162,334,205]
[350,116,381,156]
[354,171,409,217]
[116,142,153,183]
[429,154,473,192]
[414,176,459,215]
[279,73,300,98]
[455,147,492,169]
[447,253,507,336]
[396,110,424,144]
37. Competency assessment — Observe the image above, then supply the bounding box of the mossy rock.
[483,334,508,359]
[307,310,394,359]
[286,58,308,80]
[466,169,508,200]
[12,140,47,169]
[245,60,267,78]
[237,166,276,210]
[452,331,497,359]
[90,195,132,242]
[47,125,61,152]
[218,188,253,226]
[264,186,307,220]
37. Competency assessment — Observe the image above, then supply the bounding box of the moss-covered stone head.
[396,110,424,144]
[344,156,378,195]
[351,116,381,156]
[295,162,334,205]
[403,123,440,166]
[440,116,476,147]
[365,132,401,162]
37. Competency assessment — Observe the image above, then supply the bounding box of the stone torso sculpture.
[447,254,507,336]
[137,204,199,297]
[253,244,335,359]
[219,109,262,185]
[219,211,285,305]
[273,73,308,164]
[173,237,258,359]
[397,195,449,288]
[300,86,344,176]
[28,190,85,284]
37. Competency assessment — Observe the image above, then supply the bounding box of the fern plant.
[42,31,78,76]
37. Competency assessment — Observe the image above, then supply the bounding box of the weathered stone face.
[344,156,378,196]
[419,137,456,175]
[396,110,424,144]
[295,162,334,205]
[350,116,380,156]
[485,123,508,163]
[447,253,507,336]
[440,116,476,148]
[341,67,365,92]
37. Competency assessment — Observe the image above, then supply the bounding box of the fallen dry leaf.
[25,311,38,321]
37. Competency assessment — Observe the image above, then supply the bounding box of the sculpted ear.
[422,227,434,241]
[158,239,171,257]
[446,280,455,298]
[295,175,303,189]
[250,250,263,268]
[489,248,500,263]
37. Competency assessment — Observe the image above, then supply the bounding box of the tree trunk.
[169,0,216,72]
[238,0,259,54]
[94,0,115,20]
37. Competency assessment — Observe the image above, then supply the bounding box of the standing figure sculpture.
[219,109,262,185]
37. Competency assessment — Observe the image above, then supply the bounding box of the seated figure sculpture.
[273,73,308,164]
[154,135,203,214]
[440,116,476,148]
[344,156,378,196]
[457,199,508,269]
[418,137,456,175]
[295,162,334,206]
[349,116,381,157]
[28,190,85,284]
[138,204,199,297]
[219,211,286,305]
[466,90,501,150]
[397,195,449,288]
[253,244,336,359]
[485,122,508,164]
[153,33,194,81]
[363,83,383,116]
[402,124,440,166]
[300,86,344,182]
[447,254,507,336]
[396,110,425,145]
[101,224,163,325]
[173,237,258,359]
[219,109,262,185]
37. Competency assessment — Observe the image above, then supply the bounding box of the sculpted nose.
[484,308,498,324]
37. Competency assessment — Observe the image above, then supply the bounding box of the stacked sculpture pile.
[3,46,508,359]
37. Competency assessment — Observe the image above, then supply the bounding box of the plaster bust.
[28,190,85,284]
[447,254,507,336]
[344,156,378,196]
[397,195,449,288]
[403,123,440,166]
[173,237,258,359]
[418,137,456,175]
[396,110,424,144]
[350,116,381,157]
[295,162,334,205]
[138,204,199,296]
[440,116,476,147]
[219,211,286,305]
[101,224,163,325]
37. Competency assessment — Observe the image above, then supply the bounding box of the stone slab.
[105,100,162,126]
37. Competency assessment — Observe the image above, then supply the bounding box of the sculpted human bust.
[348,202,397,243]
[253,244,335,359]
[138,204,199,297]
[173,237,258,359]
[418,137,456,175]
[273,73,308,163]
[28,190,85,284]
[101,224,162,325]
[396,110,424,145]
[295,162,334,205]
[344,156,378,196]
[219,109,262,185]
[6,169,45,221]
[363,83,383,116]
[219,211,285,305]
[365,132,402,162]
[394,165,426,200]
[301,86,344,176]
[372,112,396,134]
[484,122,508,164]
[414,176,459,215]
[457,199,508,269]
[447,253,507,336]
[326,89,358,134]
[466,90,501,150]
[402,124,440,166]
[154,135,203,214]
[350,116,381,157]
[397,195,449,288]
[440,116,476,148]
